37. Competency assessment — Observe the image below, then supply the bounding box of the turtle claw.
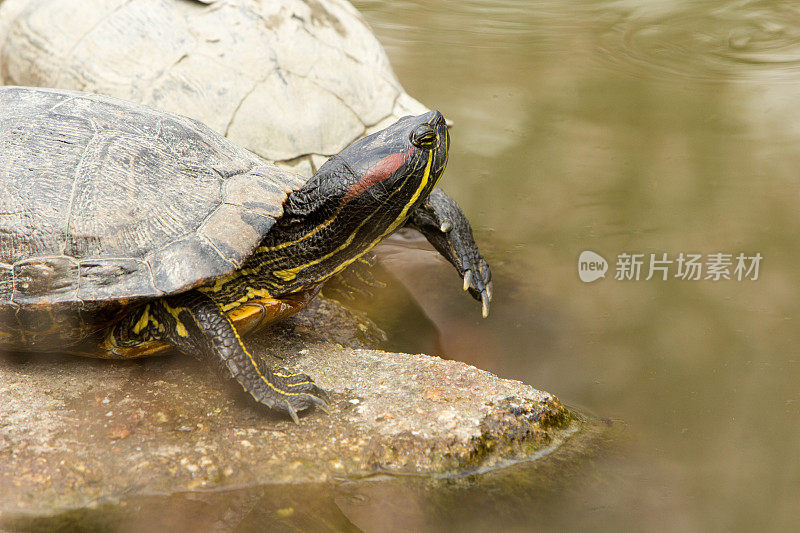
[310,395,331,415]
[465,258,492,317]
[281,389,329,423]
[406,188,492,318]
[271,370,331,421]
[481,289,491,318]
[285,401,300,424]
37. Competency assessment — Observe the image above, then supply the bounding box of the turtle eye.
[410,124,437,149]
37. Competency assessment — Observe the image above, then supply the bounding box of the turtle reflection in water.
[0,87,492,421]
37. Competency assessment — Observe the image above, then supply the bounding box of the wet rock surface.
[0,298,571,521]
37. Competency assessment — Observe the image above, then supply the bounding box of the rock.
[0,298,571,522]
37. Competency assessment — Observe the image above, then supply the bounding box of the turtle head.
[319,110,449,215]
[262,111,450,294]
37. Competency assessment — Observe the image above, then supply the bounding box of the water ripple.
[595,0,800,81]
[357,0,595,52]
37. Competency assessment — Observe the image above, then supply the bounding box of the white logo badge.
[578,251,608,282]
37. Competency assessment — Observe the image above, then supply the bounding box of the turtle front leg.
[110,292,328,422]
[406,187,493,317]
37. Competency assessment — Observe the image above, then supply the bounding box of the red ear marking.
[341,148,413,205]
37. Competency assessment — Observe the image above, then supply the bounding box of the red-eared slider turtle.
[0,0,428,174]
[0,87,491,421]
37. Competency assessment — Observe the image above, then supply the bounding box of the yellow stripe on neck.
[274,150,435,284]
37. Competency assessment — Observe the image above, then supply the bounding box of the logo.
[578,251,608,282]
[577,251,762,282]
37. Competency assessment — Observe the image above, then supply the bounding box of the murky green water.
[355,0,800,529]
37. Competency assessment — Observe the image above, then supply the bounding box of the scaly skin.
[109,292,327,422]
[408,188,493,316]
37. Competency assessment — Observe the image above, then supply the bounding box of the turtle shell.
[0,86,306,309]
[0,0,428,175]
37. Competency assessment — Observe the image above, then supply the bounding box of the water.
[353,0,800,529]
